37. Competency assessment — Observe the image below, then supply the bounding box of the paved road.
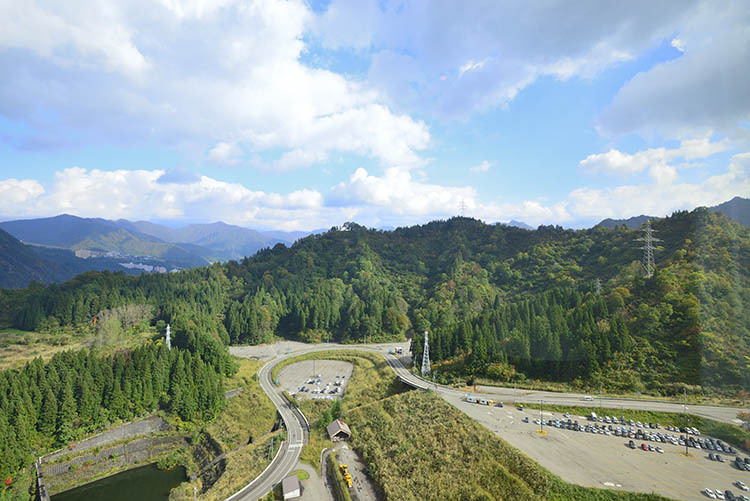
[225,355,309,501]
[383,354,747,426]
[228,342,747,500]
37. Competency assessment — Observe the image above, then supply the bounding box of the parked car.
[628,440,635,449]
[703,488,716,499]
[736,480,748,491]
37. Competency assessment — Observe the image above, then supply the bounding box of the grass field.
[208,358,278,451]
[0,327,156,369]
[345,390,669,501]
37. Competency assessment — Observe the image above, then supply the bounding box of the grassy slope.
[169,357,279,500]
[346,390,668,501]
[275,350,408,469]
[0,328,157,370]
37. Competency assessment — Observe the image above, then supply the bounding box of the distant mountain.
[0,228,66,288]
[0,225,182,289]
[0,215,314,270]
[495,220,533,230]
[596,197,749,230]
[0,215,210,268]
[507,220,533,230]
[709,196,749,226]
[116,220,311,259]
[596,214,654,230]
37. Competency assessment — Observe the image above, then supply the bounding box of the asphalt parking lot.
[277,360,354,400]
[442,393,749,500]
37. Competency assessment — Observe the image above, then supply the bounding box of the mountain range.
[0,215,315,288]
[0,197,746,289]
[596,196,748,229]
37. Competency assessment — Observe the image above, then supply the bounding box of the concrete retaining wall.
[42,435,187,495]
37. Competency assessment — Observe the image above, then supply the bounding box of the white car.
[703,488,716,499]
[737,480,748,491]
[716,489,725,500]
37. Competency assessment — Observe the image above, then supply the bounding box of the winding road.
[227,342,748,500]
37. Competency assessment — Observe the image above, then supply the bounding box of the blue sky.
[0,0,747,230]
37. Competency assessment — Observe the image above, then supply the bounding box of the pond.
[52,463,187,501]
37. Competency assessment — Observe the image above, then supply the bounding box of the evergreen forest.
[1,207,747,399]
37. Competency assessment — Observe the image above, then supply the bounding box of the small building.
[326,419,351,441]
[282,475,301,500]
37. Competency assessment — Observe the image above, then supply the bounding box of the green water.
[51,463,187,501]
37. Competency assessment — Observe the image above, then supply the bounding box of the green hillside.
[1,207,747,396]
[0,228,67,288]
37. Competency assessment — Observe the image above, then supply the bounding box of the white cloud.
[1,154,747,230]
[328,167,475,215]
[0,178,45,207]
[459,60,486,77]
[579,136,730,183]
[0,167,325,229]
[599,1,750,140]
[207,142,243,165]
[0,0,429,170]
[317,0,699,120]
[670,38,686,52]
[568,153,749,220]
[470,160,493,173]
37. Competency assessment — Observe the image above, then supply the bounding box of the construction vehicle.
[339,464,353,488]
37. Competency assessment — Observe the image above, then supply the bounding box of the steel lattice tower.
[635,220,661,278]
[458,200,467,217]
[421,330,431,377]
[594,278,602,295]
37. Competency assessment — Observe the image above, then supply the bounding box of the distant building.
[326,419,351,441]
[282,475,301,499]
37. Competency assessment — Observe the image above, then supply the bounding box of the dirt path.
[335,443,379,501]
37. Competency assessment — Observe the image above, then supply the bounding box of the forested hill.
[0,228,68,287]
[1,207,748,395]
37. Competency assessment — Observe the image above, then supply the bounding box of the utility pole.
[635,220,661,278]
[683,387,689,456]
[599,383,603,412]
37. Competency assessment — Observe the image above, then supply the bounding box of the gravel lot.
[335,443,379,501]
[277,360,354,400]
[229,340,411,362]
[443,392,748,500]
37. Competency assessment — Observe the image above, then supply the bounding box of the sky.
[0,0,748,231]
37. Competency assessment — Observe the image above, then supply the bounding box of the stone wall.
[43,435,187,495]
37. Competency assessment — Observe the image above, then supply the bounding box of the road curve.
[225,355,309,501]
[228,343,747,499]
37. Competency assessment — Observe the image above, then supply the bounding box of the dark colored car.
[629,440,635,449]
